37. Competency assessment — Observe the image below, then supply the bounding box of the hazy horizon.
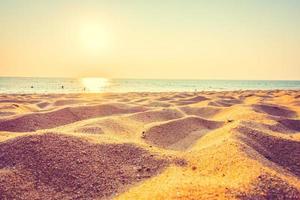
[1,75,300,81]
[1,0,300,80]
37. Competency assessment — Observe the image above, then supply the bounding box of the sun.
[81,77,109,92]
[79,22,111,55]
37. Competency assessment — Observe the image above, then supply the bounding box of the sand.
[0,90,299,199]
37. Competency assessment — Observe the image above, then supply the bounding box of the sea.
[0,77,299,94]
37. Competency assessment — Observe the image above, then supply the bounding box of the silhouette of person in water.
[31,86,34,88]
[61,85,64,89]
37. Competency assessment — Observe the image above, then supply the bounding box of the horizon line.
[0,75,299,82]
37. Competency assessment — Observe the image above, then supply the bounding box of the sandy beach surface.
[0,90,300,199]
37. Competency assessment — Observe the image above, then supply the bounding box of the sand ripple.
[0,90,300,199]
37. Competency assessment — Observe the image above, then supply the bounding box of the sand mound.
[208,99,242,107]
[292,100,300,106]
[0,104,19,110]
[128,108,184,123]
[74,126,104,134]
[81,118,138,136]
[0,99,40,104]
[0,104,147,132]
[36,102,50,109]
[183,95,209,102]
[53,99,86,106]
[0,111,15,117]
[0,107,80,132]
[180,106,221,118]
[277,119,300,132]
[173,95,209,105]
[239,120,300,134]
[170,93,193,99]
[216,95,239,100]
[257,119,300,133]
[145,101,171,107]
[143,116,223,150]
[155,96,172,101]
[237,126,300,177]
[132,98,148,103]
[0,133,169,199]
[117,98,132,103]
[253,104,297,118]
[236,173,300,199]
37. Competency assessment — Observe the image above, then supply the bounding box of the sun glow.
[79,22,111,55]
[81,77,109,92]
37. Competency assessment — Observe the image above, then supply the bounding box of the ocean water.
[0,77,299,93]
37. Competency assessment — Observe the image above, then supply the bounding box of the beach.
[0,90,300,199]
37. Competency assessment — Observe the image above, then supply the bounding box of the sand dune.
[0,133,169,199]
[36,101,51,109]
[53,99,87,106]
[208,98,242,107]
[236,173,300,199]
[128,108,184,123]
[74,125,104,134]
[276,118,300,132]
[172,96,209,106]
[143,116,223,150]
[0,111,15,117]
[239,119,300,134]
[237,126,300,178]
[77,118,139,136]
[0,103,147,132]
[180,106,221,118]
[182,95,209,102]
[0,90,300,199]
[253,103,297,118]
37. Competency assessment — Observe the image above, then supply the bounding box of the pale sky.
[0,0,300,80]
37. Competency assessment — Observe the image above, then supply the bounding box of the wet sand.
[0,90,300,199]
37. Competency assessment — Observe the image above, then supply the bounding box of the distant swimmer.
[61,85,64,89]
[31,86,34,88]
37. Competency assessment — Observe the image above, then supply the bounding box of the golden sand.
[0,90,299,199]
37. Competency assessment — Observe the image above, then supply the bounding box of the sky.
[0,0,300,80]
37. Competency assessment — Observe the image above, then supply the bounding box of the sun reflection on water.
[80,77,109,92]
